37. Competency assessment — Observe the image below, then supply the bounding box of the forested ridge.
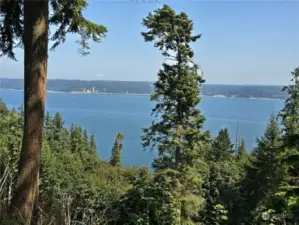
[0,2,298,225]
[0,78,287,100]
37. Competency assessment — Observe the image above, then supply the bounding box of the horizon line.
[0,77,286,86]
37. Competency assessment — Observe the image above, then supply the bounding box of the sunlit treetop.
[141,4,201,59]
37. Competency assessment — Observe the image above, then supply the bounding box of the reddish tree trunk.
[11,0,48,224]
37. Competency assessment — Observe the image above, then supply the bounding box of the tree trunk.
[31,182,40,225]
[11,0,48,224]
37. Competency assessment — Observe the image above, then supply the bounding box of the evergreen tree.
[83,129,88,142]
[0,103,148,224]
[201,163,228,225]
[44,112,52,128]
[89,133,97,154]
[53,112,64,129]
[276,67,299,222]
[44,112,54,143]
[44,112,69,152]
[210,128,234,162]
[237,138,249,166]
[0,99,9,116]
[110,132,124,167]
[238,139,246,156]
[203,128,240,225]
[141,5,210,223]
[83,129,89,150]
[70,125,84,153]
[109,170,181,225]
[0,1,107,222]
[243,114,283,222]
[279,67,299,184]
[280,67,299,150]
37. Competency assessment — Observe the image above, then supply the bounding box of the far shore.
[1,88,285,101]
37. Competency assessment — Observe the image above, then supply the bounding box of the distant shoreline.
[1,88,285,101]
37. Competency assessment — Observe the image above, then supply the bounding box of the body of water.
[0,89,284,167]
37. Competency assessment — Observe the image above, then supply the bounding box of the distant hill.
[0,78,287,100]
[0,78,153,94]
[201,84,287,100]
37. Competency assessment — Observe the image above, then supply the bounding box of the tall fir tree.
[210,128,234,162]
[279,67,299,185]
[276,67,299,222]
[237,138,249,166]
[89,133,97,154]
[44,112,52,129]
[44,112,69,152]
[70,125,84,153]
[83,129,89,151]
[242,114,283,222]
[203,128,240,225]
[141,5,210,224]
[0,1,107,222]
[52,112,64,130]
[280,67,299,150]
[110,132,124,167]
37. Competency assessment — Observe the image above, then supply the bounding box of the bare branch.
[0,163,11,195]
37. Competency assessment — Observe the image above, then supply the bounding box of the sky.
[0,0,298,85]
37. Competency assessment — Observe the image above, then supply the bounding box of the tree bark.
[11,0,48,224]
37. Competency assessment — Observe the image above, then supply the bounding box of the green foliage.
[141,5,210,224]
[109,169,182,225]
[141,5,208,169]
[236,138,249,167]
[89,132,97,153]
[279,67,299,190]
[209,128,234,162]
[203,129,241,225]
[44,112,70,152]
[0,0,107,60]
[280,67,299,150]
[210,204,228,225]
[1,1,298,223]
[0,107,22,212]
[0,101,141,224]
[0,69,298,224]
[110,132,124,167]
[238,114,284,224]
[249,114,283,196]
[0,98,9,115]
[233,68,299,225]
[275,67,299,223]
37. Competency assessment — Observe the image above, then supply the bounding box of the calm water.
[0,89,284,167]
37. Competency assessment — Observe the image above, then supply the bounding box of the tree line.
[0,78,287,100]
[0,2,298,225]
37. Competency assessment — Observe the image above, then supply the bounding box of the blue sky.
[0,0,298,85]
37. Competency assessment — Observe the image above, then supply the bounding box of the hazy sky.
[0,0,298,85]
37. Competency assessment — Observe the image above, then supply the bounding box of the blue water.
[0,89,284,167]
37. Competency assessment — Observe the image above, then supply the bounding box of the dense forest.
[0,78,287,100]
[0,2,298,225]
